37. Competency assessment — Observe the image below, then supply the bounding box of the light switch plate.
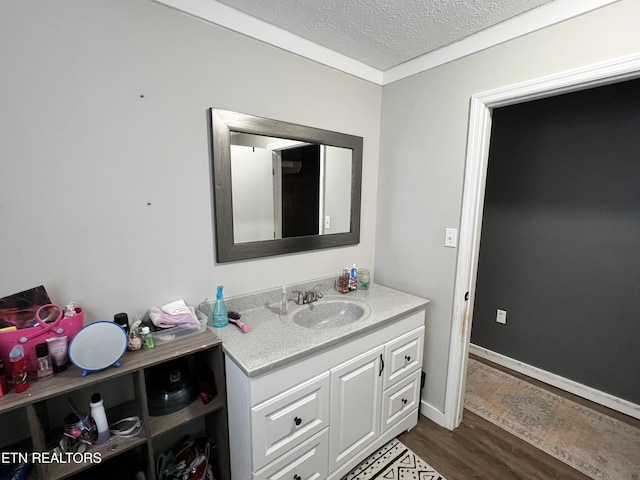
[445,228,458,248]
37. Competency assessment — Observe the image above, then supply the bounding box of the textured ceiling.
[212,0,554,70]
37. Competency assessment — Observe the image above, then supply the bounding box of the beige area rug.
[465,358,640,480]
[343,438,446,480]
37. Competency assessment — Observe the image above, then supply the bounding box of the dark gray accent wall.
[471,78,640,404]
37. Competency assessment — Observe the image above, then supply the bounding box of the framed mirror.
[209,109,363,263]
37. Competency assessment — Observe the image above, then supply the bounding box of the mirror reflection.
[209,108,363,263]
[230,132,353,244]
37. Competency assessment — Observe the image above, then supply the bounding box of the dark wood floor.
[398,356,640,480]
[399,410,592,480]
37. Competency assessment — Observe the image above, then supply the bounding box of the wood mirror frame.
[209,108,363,263]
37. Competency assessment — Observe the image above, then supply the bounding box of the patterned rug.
[465,358,640,480]
[343,438,446,480]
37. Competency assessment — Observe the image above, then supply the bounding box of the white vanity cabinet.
[225,309,425,480]
[329,345,384,473]
[251,372,330,471]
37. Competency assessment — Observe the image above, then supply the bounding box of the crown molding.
[152,0,620,86]
[151,0,383,84]
[383,0,622,85]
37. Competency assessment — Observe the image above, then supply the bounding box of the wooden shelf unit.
[0,329,230,480]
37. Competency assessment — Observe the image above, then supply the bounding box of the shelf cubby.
[0,329,230,480]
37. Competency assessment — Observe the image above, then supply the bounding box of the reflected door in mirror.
[229,134,353,244]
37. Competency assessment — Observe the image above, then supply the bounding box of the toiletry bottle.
[212,286,229,328]
[128,329,142,351]
[350,263,358,291]
[35,343,54,380]
[9,345,29,393]
[89,393,110,444]
[140,326,155,350]
[0,353,8,398]
[46,336,69,373]
[280,285,289,315]
[340,267,349,293]
[114,312,129,334]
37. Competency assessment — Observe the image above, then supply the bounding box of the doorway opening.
[280,144,321,238]
[444,52,640,430]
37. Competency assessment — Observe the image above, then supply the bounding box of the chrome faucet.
[292,285,324,305]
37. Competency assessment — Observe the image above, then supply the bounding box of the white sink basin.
[292,299,370,329]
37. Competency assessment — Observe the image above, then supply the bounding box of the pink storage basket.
[0,304,84,375]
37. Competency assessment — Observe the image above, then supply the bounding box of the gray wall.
[0,0,381,322]
[471,79,640,404]
[376,0,640,417]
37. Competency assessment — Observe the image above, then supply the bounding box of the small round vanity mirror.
[69,321,128,376]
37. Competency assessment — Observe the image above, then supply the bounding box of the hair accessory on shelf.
[109,416,143,438]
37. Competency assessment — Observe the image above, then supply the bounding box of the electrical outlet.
[496,309,507,324]
[324,215,331,229]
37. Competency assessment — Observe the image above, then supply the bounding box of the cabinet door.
[253,429,328,480]
[381,370,421,433]
[383,326,424,388]
[329,346,383,473]
[251,372,329,471]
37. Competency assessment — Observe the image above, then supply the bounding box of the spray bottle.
[212,286,229,328]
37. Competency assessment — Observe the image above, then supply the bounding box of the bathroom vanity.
[215,280,429,480]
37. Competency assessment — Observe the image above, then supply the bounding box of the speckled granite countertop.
[208,278,429,378]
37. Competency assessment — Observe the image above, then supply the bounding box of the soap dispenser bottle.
[212,286,229,328]
[279,285,289,315]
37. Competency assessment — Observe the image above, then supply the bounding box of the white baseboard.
[469,344,640,420]
[419,398,447,427]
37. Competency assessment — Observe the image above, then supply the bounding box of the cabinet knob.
[294,416,302,426]
[402,398,408,405]
[294,475,301,480]
[405,355,411,362]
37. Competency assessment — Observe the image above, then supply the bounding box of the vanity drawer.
[251,372,330,471]
[381,370,421,432]
[383,326,424,388]
[253,428,328,480]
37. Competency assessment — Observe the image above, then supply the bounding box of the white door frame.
[444,52,640,430]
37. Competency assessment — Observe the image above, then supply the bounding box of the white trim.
[419,399,446,427]
[442,94,493,430]
[445,51,640,430]
[469,344,640,420]
[151,0,620,86]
